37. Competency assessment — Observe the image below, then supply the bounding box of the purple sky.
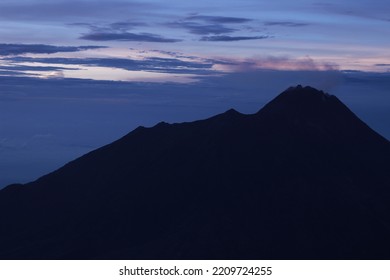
[0,0,389,187]
[0,0,389,81]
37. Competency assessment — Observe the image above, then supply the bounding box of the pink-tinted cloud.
[214,56,339,72]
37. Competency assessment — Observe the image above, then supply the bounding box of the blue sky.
[0,0,389,187]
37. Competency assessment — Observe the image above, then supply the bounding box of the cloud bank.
[7,56,216,75]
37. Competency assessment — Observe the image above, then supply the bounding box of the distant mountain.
[1,85,390,259]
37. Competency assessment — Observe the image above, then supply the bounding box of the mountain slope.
[1,85,390,259]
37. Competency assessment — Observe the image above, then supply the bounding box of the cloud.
[137,49,235,66]
[167,21,236,35]
[215,56,339,72]
[6,53,340,78]
[0,44,105,56]
[0,65,79,72]
[9,56,216,75]
[200,35,271,41]
[0,70,38,77]
[150,50,221,63]
[264,21,309,27]
[186,15,252,24]
[165,14,252,36]
[375,64,390,67]
[80,32,181,42]
[149,50,188,58]
[109,21,147,31]
[70,20,147,32]
[73,20,179,43]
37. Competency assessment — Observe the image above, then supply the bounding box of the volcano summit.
[1,86,389,259]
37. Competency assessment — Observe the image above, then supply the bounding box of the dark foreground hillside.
[1,85,390,259]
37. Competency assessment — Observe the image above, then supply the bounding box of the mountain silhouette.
[1,85,390,259]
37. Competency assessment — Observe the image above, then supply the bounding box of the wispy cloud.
[70,20,147,32]
[109,21,148,31]
[80,32,181,42]
[0,65,79,72]
[147,49,200,60]
[264,21,309,27]
[200,35,271,41]
[0,44,105,56]
[0,70,38,77]
[186,15,252,24]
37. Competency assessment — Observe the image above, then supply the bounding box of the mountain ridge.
[0,85,389,259]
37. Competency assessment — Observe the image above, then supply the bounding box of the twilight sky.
[0,0,389,187]
[0,0,389,80]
